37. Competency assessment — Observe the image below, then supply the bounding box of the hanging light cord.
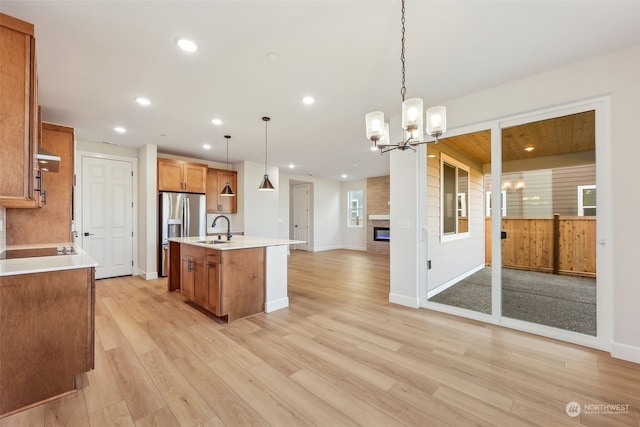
[225,136,230,182]
[264,119,269,175]
[400,0,406,103]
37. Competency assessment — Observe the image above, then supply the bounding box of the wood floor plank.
[290,368,405,427]
[139,348,215,426]
[247,362,360,427]
[43,391,90,427]
[88,400,135,427]
[102,297,157,355]
[173,353,270,427]
[105,345,167,421]
[207,358,313,426]
[133,407,180,427]
[81,334,125,414]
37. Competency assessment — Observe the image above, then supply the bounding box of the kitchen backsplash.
[0,207,6,251]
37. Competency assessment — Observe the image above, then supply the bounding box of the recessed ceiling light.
[302,96,315,105]
[267,52,278,61]
[114,126,126,133]
[202,144,211,150]
[211,118,223,126]
[341,174,347,179]
[176,37,198,53]
[135,97,151,106]
[370,146,379,151]
[427,154,436,158]
[524,146,535,152]
[288,164,295,169]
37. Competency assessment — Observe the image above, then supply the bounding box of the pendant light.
[258,116,275,191]
[365,0,447,153]
[220,135,234,196]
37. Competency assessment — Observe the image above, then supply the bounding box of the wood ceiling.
[439,110,595,165]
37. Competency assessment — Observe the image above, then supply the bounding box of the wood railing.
[485,215,596,277]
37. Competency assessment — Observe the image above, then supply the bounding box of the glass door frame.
[424,96,612,352]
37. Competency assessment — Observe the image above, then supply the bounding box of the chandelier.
[365,0,447,153]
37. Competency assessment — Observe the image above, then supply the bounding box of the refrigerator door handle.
[185,198,191,237]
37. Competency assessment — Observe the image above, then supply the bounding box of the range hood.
[36,147,61,173]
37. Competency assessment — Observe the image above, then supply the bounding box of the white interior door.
[292,184,310,251]
[81,156,134,279]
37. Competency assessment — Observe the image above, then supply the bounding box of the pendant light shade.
[258,116,275,191]
[220,135,235,197]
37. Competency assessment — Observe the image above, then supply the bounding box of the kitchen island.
[168,235,303,322]
[0,243,97,417]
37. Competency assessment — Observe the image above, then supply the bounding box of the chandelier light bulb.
[426,106,447,137]
[365,111,385,141]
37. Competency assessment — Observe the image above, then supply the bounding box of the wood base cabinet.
[0,267,95,417]
[171,244,264,322]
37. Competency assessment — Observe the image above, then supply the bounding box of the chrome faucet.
[212,215,232,241]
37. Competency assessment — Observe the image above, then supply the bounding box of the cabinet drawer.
[181,244,205,259]
[205,252,220,265]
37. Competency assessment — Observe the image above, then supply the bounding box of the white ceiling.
[3,1,640,181]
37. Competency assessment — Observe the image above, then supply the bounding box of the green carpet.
[428,267,596,336]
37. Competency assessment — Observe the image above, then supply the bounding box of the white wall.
[240,160,279,238]
[390,44,640,362]
[0,207,6,252]
[341,179,367,251]
[137,144,157,279]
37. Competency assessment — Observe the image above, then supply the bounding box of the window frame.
[440,153,471,242]
[347,189,364,228]
[577,184,596,216]
[486,190,507,217]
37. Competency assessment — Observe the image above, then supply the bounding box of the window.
[578,185,596,216]
[347,189,364,227]
[441,154,470,240]
[486,191,507,217]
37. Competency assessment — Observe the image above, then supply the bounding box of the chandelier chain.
[400,0,406,102]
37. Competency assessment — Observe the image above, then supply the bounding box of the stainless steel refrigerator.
[159,192,206,277]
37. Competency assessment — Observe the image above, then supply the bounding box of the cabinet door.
[0,15,38,206]
[180,256,194,299]
[190,257,208,307]
[217,170,237,213]
[206,169,220,213]
[158,159,184,192]
[206,258,221,315]
[184,163,207,194]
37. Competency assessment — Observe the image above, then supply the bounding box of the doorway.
[76,153,136,279]
[291,182,311,251]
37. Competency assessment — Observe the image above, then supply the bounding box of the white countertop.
[0,243,98,277]
[170,235,305,250]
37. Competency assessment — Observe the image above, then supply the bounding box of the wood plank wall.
[485,216,596,277]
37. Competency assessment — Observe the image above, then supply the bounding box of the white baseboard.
[138,269,158,280]
[341,245,367,251]
[312,245,342,252]
[611,341,640,364]
[426,264,485,299]
[389,293,420,309]
[265,297,289,313]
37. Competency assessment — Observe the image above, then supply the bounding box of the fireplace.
[373,227,390,242]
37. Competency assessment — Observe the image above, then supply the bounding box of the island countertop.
[169,235,305,250]
[0,243,98,277]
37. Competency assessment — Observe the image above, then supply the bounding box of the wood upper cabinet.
[157,158,207,193]
[206,168,237,213]
[0,13,40,207]
[6,123,74,244]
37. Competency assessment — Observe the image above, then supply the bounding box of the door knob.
[84,232,95,236]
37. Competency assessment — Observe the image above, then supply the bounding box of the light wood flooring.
[2,249,639,426]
